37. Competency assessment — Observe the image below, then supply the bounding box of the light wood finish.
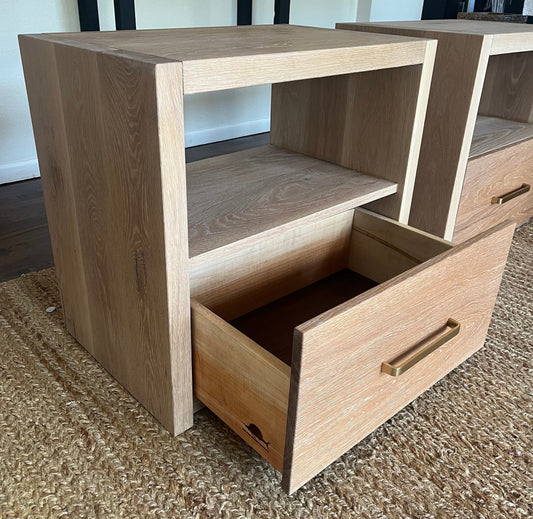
[350,209,452,283]
[191,300,291,471]
[284,219,515,493]
[190,211,354,321]
[271,42,436,223]
[337,23,492,238]
[337,21,533,241]
[470,116,533,158]
[190,209,515,493]
[19,37,192,435]
[17,39,94,349]
[28,25,431,94]
[478,52,533,123]
[454,138,533,242]
[338,20,533,55]
[187,145,397,258]
[487,28,533,56]
[18,25,438,450]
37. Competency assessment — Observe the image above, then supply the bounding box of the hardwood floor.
[0,133,269,282]
[0,178,53,282]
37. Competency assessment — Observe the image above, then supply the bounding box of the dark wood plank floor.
[0,133,269,282]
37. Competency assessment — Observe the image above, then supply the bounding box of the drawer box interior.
[192,211,514,493]
[191,208,458,484]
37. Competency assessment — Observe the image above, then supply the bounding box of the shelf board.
[28,25,431,94]
[187,145,397,259]
[469,116,533,159]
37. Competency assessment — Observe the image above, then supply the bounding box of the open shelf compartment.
[472,50,533,158]
[186,51,436,259]
[470,115,533,158]
[335,21,532,242]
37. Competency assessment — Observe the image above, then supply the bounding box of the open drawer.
[191,209,515,493]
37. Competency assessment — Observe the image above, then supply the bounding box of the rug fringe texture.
[0,223,531,518]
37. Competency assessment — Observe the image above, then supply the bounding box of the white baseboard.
[184,118,270,148]
[0,158,39,185]
[0,119,271,185]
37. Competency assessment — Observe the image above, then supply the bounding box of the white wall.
[0,0,79,184]
[290,0,357,28]
[1,0,423,184]
[370,0,423,21]
[357,0,424,22]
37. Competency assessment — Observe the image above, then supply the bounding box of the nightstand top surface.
[342,19,533,36]
[27,24,427,61]
[338,20,533,55]
[21,24,434,93]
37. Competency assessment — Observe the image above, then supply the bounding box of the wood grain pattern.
[337,24,492,239]
[187,145,397,258]
[271,44,436,223]
[337,22,533,240]
[29,25,430,94]
[19,37,192,434]
[454,139,533,242]
[478,52,533,123]
[19,25,437,440]
[283,220,515,493]
[18,38,94,349]
[191,300,290,471]
[350,209,452,283]
[339,20,533,48]
[189,211,354,321]
[491,30,533,56]
[0,135,270,284]
[470,116,533,158]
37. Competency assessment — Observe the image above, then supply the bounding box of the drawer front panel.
[454,138,533,242]
[283,221,515,493]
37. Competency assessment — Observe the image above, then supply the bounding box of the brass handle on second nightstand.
[491,183,530,205]
[381,318,460,377]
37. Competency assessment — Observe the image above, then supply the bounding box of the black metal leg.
[274,0,290,24]
[114,0,136,30]
[77,0,100,31]
[238,0,253,25]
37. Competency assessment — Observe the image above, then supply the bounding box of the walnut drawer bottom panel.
[191,210,515,494]
[453,138,533,243]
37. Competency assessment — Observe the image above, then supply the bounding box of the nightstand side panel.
[19,37,192,434]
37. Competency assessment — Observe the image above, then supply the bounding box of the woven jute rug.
[1,224,531,518]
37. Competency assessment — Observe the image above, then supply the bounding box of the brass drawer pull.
[381,318,460,377]
[491,183,530,205]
